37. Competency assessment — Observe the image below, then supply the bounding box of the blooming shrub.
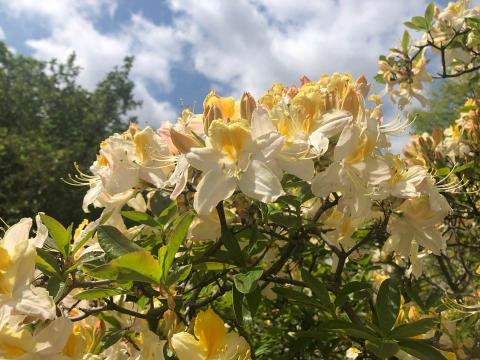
[1,1,480,359]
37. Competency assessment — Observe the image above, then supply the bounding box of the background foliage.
[0,42,138,225]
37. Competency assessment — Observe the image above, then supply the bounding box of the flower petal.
[186,147,222,172]
[238,160,284,203]
[277,157,314,181]
[251,106,276,139]
[171,332,206,360]
[13,286,56,320]
[194,169,237,215]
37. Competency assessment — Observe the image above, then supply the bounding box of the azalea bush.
[1,1,480,359]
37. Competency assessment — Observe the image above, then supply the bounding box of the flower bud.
[300,75,312,85]
[341,87,360,119]
[203,104,223,134]
[169,128,201,154]
[89,319,106,353]
[240,92,256,123]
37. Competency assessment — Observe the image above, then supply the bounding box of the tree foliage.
[0,42,139,225]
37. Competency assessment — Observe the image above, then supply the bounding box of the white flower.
[0,218,55,320]
[187,120,284,215]
[0,308,73,359]
[385,196,450,258]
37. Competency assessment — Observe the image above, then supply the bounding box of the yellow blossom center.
[194,309,226,358]
[0,246,11,295]
[209,120,251,164]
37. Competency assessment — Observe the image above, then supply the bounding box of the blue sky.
[0,0,461,150]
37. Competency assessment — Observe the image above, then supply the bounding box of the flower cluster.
[3,1,480,358]
[377,0,480,109]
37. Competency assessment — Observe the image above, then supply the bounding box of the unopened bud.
[287,86,298,98]
[203,105,223,134]
[240,92,256,123]
[89,319,106,352]
[167,295,176,310]
[300,75,312,85]
[355,75,370,97]
[432,128,443,146]
[341,87,360,119]
[169,128,201,154]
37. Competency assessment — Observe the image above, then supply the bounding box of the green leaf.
[47,277,68,302]
[453,160,473,173]
[273,287,327,310]
[435,167,451,177]
[322,320,378,342]
[36,248,63,279]
[40,214,71,258]
[222,229,244,265]
[404,284,427,312]
[156,202,178,226]
[336,281,371,307]
[366,338,399,359]
[391,318,437,339]
[411,16,428,30]
[301,269,332,309]
[165,264,192,286]
[466,17,480,29]
[232,287,244,326]
[401,30,410,53]
[121,211,159,227]
[404,21,423,30]
[73,288,124,301]
[159,211,195,280]
[246,287,261,317]
[194,262,237,271]
[376,278,401,333]
[269,213,299,228]
[150,191,173,216]
[111,251,162,284]
[399,339,446,360]
[97,225,142,258]
[374,73,386,84]
[425,2,435,26]
[234,269,263,294]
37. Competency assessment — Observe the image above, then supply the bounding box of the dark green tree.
[0,42,140,225]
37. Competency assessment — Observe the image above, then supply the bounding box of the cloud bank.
[0,0,428,130]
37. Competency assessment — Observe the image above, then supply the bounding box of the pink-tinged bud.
[163,310,178,330]
[89,319,106,352]
[300,75,312,85]
[240,92,256,123]
[169,128,201,154]
[432,128,443,146]
[287,86,298,98]
[418,136,427,148]
[341,87,360,119]
[355,75,370,97]
[167,295,176,310]
[203,104,223,134]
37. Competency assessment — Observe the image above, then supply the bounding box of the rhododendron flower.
[0,218,55,320]
[83,126,174,213]
[385,196,451,258]
[187,120,284,215]
[312,118,390,218]
[0,309,73,359]
[171,309,250,360]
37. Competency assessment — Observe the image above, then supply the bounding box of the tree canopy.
[0,42,139,225]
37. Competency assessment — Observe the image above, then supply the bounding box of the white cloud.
[0,0,432,129]
[0,0,180,126]
[0,26,5,40]
[169,0,429,97]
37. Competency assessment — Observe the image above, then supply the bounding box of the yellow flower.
[171,309,250,360]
